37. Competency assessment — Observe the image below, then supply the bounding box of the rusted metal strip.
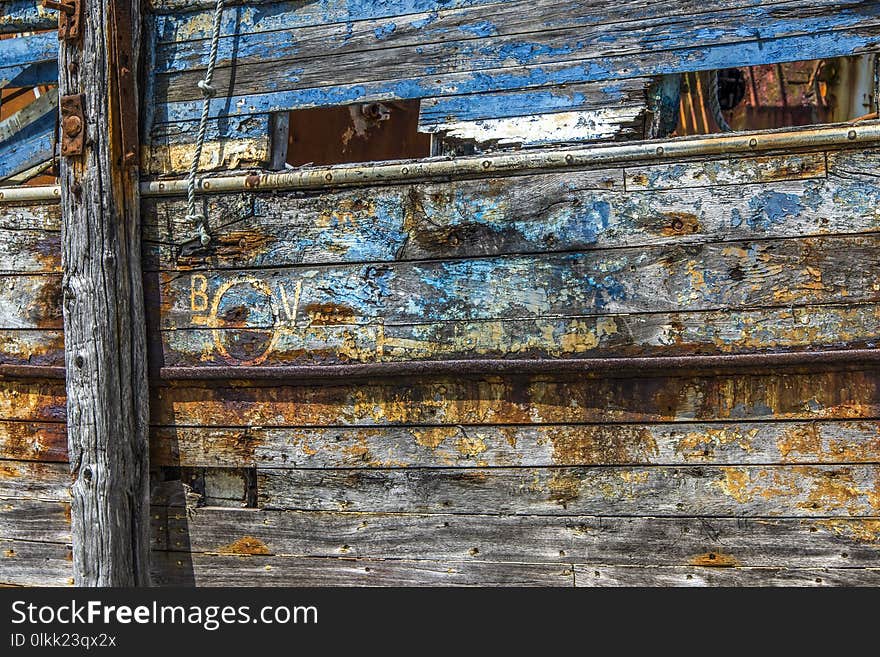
[3,349,877,381]
[157,349,880,381]
[2,120,880,203]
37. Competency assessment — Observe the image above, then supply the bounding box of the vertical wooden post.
[58,0,150,586]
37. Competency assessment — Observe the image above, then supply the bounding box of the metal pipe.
[2,120,879,204]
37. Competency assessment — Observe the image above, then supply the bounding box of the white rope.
[186,0,226,246]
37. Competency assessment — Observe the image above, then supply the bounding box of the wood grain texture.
[0,539,73,587]
[0,499,70,543]
[59,0,151,586]
[154,507,880,567]
[152,0,880,123]
[154,233,880,330]
[574,565,880,587]
[257,465,880,516]
[150,420,880,469]
[144,150,873,271]
[151,369,880,427]
[0,460,69,501]
[151,552,574,586]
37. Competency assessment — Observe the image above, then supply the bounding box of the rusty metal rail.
[3,348,878,381]
[2,120,880,203]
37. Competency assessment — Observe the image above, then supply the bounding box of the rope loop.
[186,0,226,245]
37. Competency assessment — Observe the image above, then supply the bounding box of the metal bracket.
[59,94,85,157]
[110,0,139,167]
[42,0,82,42]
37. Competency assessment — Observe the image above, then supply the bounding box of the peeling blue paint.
[747,191,803,229]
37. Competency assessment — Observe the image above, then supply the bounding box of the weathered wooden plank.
[151,369,880,427]
[145,114,270,175]
[145,155,880,272]
[0,111,55,182]
[257,465,880,516]
[0,539,72,587]
[155,508,880,567]
[0,460,69,501]
[59,0,151,587]
[155,234,880,331]
[0,230,60,273]
[0,203,61,232]
[150,420,880,469]
[0,1,58,35]
[0,275,62,329]
[427,107,645,148]
[159,303,880,368]
[418,80,652,127]
[154,1,880,122]
[0,33,56,82]
[156,0,876,79]
[0,499,70,542]
[0,380,65,422]
[0,420,67,462]
[0,330,65,368]
[574,565,880,587]
[151,552,574,586]
[625,152,828,191]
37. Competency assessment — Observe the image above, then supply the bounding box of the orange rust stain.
[676,427,757,460]
[547,471,581,506]
[777,424,823,460]
[630,173,649,187]
[305,303,357,326]
[660,212,702,236]
[796,467,873,515]
[410,427,456,450]
[3,549,15,558]
[0,463,21,479]
[0,422,68,462]
[549,425,659,465]
[454,435,488,459]
[716,468,754,503]
[691,551,739,567]
[217,536,271,556]
[814,519,880,543]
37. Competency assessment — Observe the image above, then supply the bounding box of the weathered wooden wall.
[141,145,880,586]
[144,0,880,174]
[2,0,880,587]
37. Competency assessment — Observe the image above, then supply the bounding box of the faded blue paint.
[0,110,55,180]
[374,22,397,39]
[459,20,496,37]
[0,32,56,86]
[0,0,58,35]
[747,191,803,229]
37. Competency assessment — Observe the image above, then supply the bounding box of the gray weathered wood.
[154,507,880,567]
[59,0,151,586]
[0,499,70,543]
[257,465,880,517]
[0,460,69,501]
[0,539,73,587]
[150,420,880,469]
[151,553,574,587]
[574,565,880,587]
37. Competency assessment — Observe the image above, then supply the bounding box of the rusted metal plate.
[59,94,85,157]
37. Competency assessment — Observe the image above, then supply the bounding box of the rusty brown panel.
[0,421,67,462]
[0,379,66,422]
[0,330,65,368]
[151,369,880,428]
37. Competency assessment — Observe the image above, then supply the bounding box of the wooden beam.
[58,0,150,585]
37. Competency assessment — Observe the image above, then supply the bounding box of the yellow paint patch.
[814,519,880,543]
[715,468,754,503]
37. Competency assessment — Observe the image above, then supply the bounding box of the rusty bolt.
[671,218,684,231]
[245,174,261,188]
[62,114,82,138]
[448,233,461,247]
